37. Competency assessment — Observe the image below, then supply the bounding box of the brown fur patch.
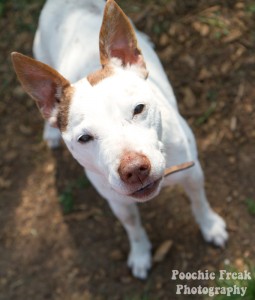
[87,65,113,86]
[57,85,74,132]
[11,52,73,132]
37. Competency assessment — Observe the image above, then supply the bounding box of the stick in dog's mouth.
[130,161,194,199]
[164,161,195,177]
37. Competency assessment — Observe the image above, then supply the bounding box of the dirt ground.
[0,0,255,299]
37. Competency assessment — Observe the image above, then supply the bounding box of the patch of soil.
[0,1,254,299]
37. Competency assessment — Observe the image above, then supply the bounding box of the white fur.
[34,0,228,279]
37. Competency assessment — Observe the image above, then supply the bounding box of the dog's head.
[11,0,166,202]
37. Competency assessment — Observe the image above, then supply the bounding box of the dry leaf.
[182,87,196,108]
[223,29,242,43]
[153,240,173,263]
[192,21,210,36]
[198,67,212,80]
[0,177,11,189]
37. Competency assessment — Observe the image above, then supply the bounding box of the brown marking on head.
[11,52,72,131]
[87,65,113,86]
[57,85,74,131]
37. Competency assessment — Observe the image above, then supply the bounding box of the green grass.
[246,3,255,13]
[199,13,230,39]
[0,3,4,17]
[59,187,74,214]
[246,198,255,216]
[214,265,255,300]
[195,102,217,126]
[195,89,218,126]
[59,176,91,214]
[76,176,91,189]
[200,16,226,30]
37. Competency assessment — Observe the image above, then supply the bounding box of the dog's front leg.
[107,199,152,279]
[181,160,228,247]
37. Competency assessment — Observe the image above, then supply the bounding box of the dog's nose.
[118,151,151,185]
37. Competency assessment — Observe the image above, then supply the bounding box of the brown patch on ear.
[99,0,147,74]
[87,65,113,86]
[11,52,70,124]
[57,85,74,132]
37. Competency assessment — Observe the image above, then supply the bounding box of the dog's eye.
[78,134,94,144]
[133,104,145,116]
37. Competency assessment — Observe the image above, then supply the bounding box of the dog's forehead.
[94,69,149,102]
[69,70,150,123]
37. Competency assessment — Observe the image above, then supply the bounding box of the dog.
[11,0,228,279]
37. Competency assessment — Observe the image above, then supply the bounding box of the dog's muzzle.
[130,178,162,199]
[118,151,195,200]
[118,151,161,200]
[118,151,151,185]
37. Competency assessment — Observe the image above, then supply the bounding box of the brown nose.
[118,151,151,185]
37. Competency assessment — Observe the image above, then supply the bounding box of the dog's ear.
[11,52,71,127]
[99,0,148,78]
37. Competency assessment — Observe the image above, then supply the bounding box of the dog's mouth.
[129,161,195,201]
[130,178,162,200]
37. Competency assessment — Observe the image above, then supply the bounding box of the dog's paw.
[128,248,152,280]
[200,212,228,248]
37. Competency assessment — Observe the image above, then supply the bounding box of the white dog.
[12,0,228,279]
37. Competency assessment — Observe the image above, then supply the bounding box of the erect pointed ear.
[99,0,148,78]
[11,52,71,127]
